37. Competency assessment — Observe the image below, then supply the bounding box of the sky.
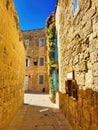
[14,0,57,31]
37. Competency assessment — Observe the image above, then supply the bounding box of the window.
[26,57,30,66]
[39,38,45,47]
[33,60,37,66]
[39,75,44,84]
[39,57,44,66]
[73,0,79,14]
[24,39,29,47]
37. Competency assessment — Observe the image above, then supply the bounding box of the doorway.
[24,75,29,91]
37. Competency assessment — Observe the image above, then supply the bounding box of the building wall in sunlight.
[0,0,26,129]
[23,29,49,93]
[55,0,98,130]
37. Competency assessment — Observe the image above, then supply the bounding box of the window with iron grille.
[39,57,44,66]
[39,38,45,47]
[39,75,44,84]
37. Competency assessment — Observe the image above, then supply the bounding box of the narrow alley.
[7,92,72,130]
[0,0,98,130]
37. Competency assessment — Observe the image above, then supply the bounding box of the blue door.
[52,70,58,92]
[54,34,58,62]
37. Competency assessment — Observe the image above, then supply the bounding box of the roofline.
[22,28,46,32]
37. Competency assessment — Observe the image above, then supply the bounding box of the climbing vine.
[46,13,56,100]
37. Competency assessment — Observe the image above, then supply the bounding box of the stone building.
[23,29,49,93]
[0,0,25,129]
[55,0,98,130]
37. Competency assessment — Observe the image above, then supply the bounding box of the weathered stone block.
[87,61,92,70]
[90,50,98,64]
[93,62,98,76]
[89,32,97,41]
[93,12,98,24]
[93,22,98,32]
[79,53,84,61]
[83,19,93,37]
[74,64,80,72]
[85,70,93,88]
[79,61,87,72]
[93,77,98,90]
[89,39,98,53]
[82,6,96,22]
[73,55,79,65]
[84,50,90,60]
[76,73,85,86]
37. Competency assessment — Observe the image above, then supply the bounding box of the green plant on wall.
[47,25,55,43]
[46,13,56,100]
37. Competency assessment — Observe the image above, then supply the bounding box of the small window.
[73,0,79,14]
[24,39,29,47]
[39,38,45,47]
[26,57,30,66]
[39,57,44,66]
[39,75,44,84]
[33,61,37,66]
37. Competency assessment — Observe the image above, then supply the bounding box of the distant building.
[23,28,49,93]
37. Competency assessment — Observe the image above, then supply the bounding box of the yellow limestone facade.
[56,0,98,130]
[0,0,26,129]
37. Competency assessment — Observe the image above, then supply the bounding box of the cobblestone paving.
[6,93,72,130]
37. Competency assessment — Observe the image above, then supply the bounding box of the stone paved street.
[6,92,72,130]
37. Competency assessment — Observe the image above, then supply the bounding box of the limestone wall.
[23,29,49,93]
[0,0,25,129]
[56,0,98,129]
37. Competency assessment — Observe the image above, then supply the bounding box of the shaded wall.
[56,0,98,130]
[0,0,25,129]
